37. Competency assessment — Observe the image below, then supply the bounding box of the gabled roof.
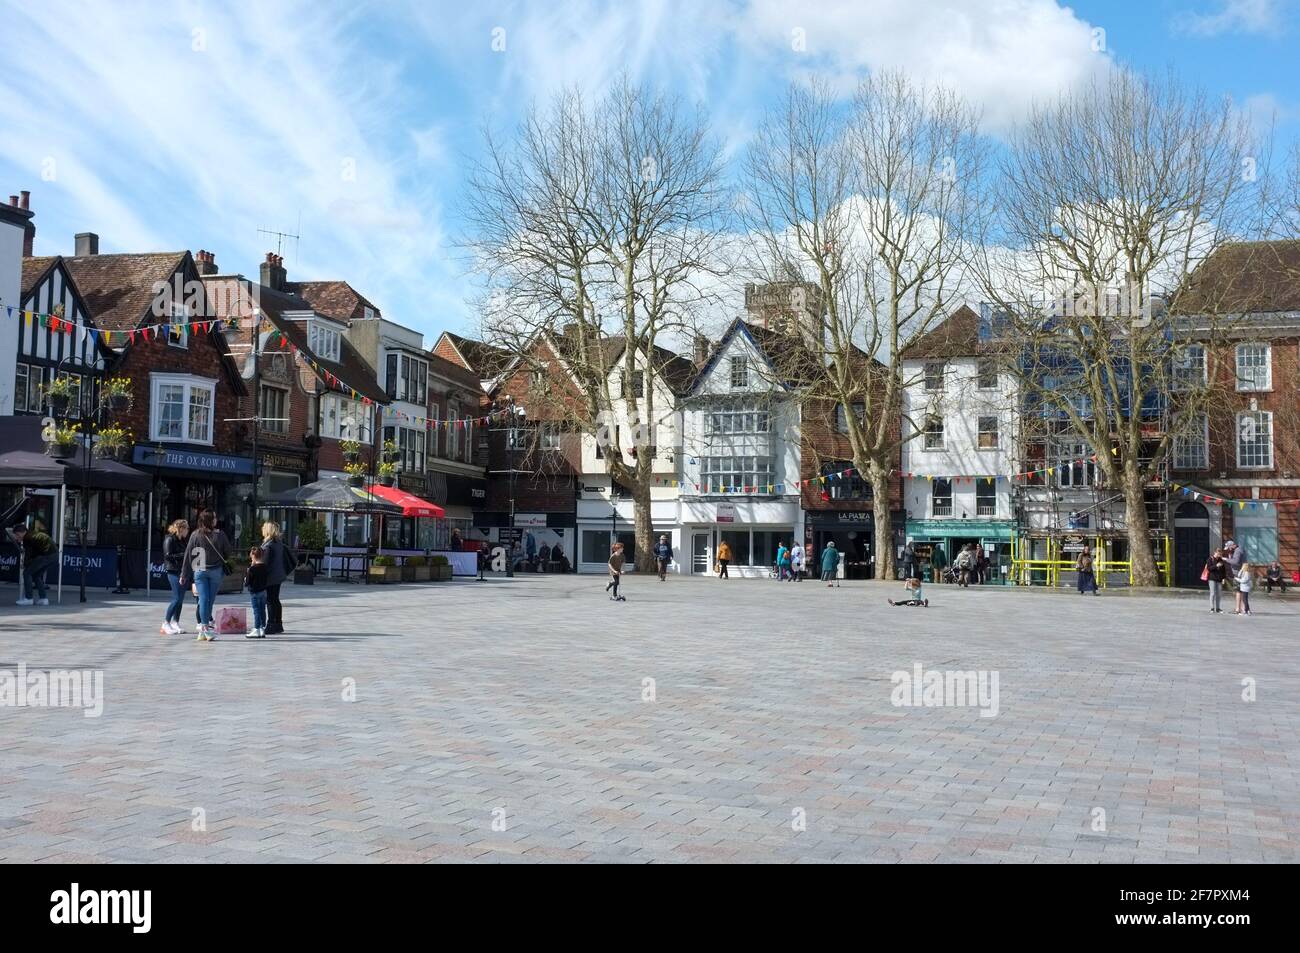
[689,318,794,395]
[428,350,484,394]
[55,251,189,331]
[202,276,388,404]
[1176,240,1300,315]
[438,331,512,378]
[287,280,381,324]
[899,305,983,360]
[21,256,61,299]
[19,255,116,365]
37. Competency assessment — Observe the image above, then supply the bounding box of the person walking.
[605,541,626,601]
[900,543,917,583]
[160,518,190,634]
[790,541,804,582]
[11,521,57,607]
[179,510,234,641]
[259,521,294,635]
[1075,545,1098,595]
[1235,561,1254,616]
[1204,548,1228,613]
[777,542,793,581]
[716,539,732,579]
[953,544,972,587]
[654,535,673,581]
[245,547,270,638]
[820,540,839,586]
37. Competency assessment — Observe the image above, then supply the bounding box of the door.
[1173,501,1210,588]
[691,532,711,574]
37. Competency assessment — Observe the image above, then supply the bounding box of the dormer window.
[167,302,189,349]
[730,357,749,389]
[309,320,341,362]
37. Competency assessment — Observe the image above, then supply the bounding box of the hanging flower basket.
[108,394,131,412]
[347,474,364,488]
[343,450,361,463]
[101,377,133,412]
[47,439,77,459]
[47,394,70,416]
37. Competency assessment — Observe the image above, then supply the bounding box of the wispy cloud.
[1174,0,1285,37]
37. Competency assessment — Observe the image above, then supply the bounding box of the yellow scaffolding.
[1010,535,1172,587]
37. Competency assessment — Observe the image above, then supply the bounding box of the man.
[1224,540,1245,590]
[654,535,673,581]
[11,522,57,606]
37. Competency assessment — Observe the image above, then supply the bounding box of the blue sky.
[1,0,1294,344]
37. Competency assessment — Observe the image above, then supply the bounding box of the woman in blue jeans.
[179,511,233,641]
[160,519,189,635]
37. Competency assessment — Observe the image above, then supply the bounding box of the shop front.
[904,517,1015,584]
[680,497,802,578]
[473,510,576,572]
[255,448,309,544]
[132,443,257,543]
[803,509,885,580]
[428,471,487,549]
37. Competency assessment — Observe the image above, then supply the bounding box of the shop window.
[582,530,611,564]
[751,530,795,568]
[101,490,148,528]
[719,530,751,566]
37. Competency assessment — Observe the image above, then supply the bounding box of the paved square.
[1,575,1297,863]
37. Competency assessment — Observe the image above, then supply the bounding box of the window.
[1054,441,1096,487]
[150,374,216,445]
[977,416,999,449]
[820,461,872,500]
[620,370,644,399]
[1235,344,1270,392]
[976,358,998,390]
[1173,345,1206,390]
[14,365,85,416]
[308,321,342,362]
[1237,411,1273,469]
[507,426,530,450]
[719,530,751,566]
[259,385,288,434]
[1173,414,1208,470]
[100,490,147,528]
[924,361,945,392]
[167,303,189,349]
[403,355,427,404]
[447,402,460,459]
[400,427,426,472]
[702,456,774,494]
[924,415,944,450]
[976,478,996,516]
[932,478,952,516]
[835,402,865,434]
[730,357,749,389]
[385,353,398,400]
[14,363,30,412]
[540,422,562,450]
[321,393,371,442]
[705,401,770,435]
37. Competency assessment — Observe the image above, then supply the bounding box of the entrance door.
[691,532,711,574]
[1173,501,1210,588]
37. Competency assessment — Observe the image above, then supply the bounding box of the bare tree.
[971,69,1258,585]
[743,73,987,580]
[466,78,728,570]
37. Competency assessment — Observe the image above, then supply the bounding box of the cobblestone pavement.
[1,574,1297,863]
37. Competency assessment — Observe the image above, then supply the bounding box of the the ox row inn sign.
[132,445,256,476]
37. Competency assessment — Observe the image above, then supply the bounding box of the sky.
[0,0,1295,345]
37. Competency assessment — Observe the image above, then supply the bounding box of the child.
[605,542,626,601]
[246,547,270,638]
[889,576,929,607]
[1235,561,1253,616]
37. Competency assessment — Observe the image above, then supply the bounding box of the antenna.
[257,225,300,258]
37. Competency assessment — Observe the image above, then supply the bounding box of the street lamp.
[51,355,97,603]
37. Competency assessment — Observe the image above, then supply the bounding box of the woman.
[259,521,292,635]
[790,542,804,582]
[1235,561,1254,616]
[179,510,234,641]
[1204,548,1228,614]
[160,519,190,635]
[1075,545,1098,595]
[716,539,732,579]
[777,543,792,582]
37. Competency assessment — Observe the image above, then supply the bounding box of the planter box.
[293,566,315,585]
[368,565,402,584]
[219,571,246,594]
[402,565,431,582]
[431,565,453,582]
[47,441,77,459]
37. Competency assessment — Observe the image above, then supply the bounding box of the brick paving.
[1,574,1297,863]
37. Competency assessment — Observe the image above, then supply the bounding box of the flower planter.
[293,565,315,585]
[379,474,395,487]
[432,565,453,582]
[347,475,364,488]
[96,444,129,462]
[401,564,431,582]
[106,394,131,412]
[343,451,361,463]
[368,565,402,584]
[47,395,70,416]
[47,440,77,459]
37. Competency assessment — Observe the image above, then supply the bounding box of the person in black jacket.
[160,519,190,635]
[258,521,295,635]
[246,547,270,639]
[1204,549,1229,613]
[654,535,673,581]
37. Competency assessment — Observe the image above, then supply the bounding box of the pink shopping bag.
[213,606,248,636]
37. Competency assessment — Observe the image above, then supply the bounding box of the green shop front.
[904,518,1015,584]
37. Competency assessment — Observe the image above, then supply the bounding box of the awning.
[369,484,445,518]
[0,416,152,491]
[261,476,403,515]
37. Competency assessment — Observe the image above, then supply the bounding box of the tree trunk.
[868,460,894,581]
[632,480,655,573]
[1122,465,1160,586]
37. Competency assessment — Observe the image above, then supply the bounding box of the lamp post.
[52,355,96,603]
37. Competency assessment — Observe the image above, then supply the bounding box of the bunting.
[1171,483,1299,510]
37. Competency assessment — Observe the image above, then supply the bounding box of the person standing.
[932,544,948,583]
[160,519,190,634]
[1235,561,1254,616]
[790,541,804,582]
[245,547,270,638]
[716,539,732,579]
[820,540,839,586]
[777,542,792,581]
[605,541,626,601]
[654,535,673,581]
[954,544,971,587]
[1075,545,1098,595]
[180,510,234,642]
[259,521,293,635]
[11,522,58,607]
[1224,540,1245,591]
[1204,548,1228,613]
[900,543,917,583]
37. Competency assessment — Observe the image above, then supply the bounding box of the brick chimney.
[260,252,286,291]
[18,191,33,256]
[193,249,218,276]
[693,332,710,367]
[75,232,99,257]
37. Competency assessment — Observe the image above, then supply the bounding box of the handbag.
[1200,566,1209,582]
[213,605,248,635]
[713,562,721,574]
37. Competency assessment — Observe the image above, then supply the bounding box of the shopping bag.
[214,606,248,636]
[1200,566,1209,582]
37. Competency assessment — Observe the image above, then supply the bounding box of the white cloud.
[1174,0,1284,37]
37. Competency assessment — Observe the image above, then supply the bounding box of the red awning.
[368,484,445,518]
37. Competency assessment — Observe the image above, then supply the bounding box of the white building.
[0,192,35,417]
[677,319,803,577]
[899,306,1017,581]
